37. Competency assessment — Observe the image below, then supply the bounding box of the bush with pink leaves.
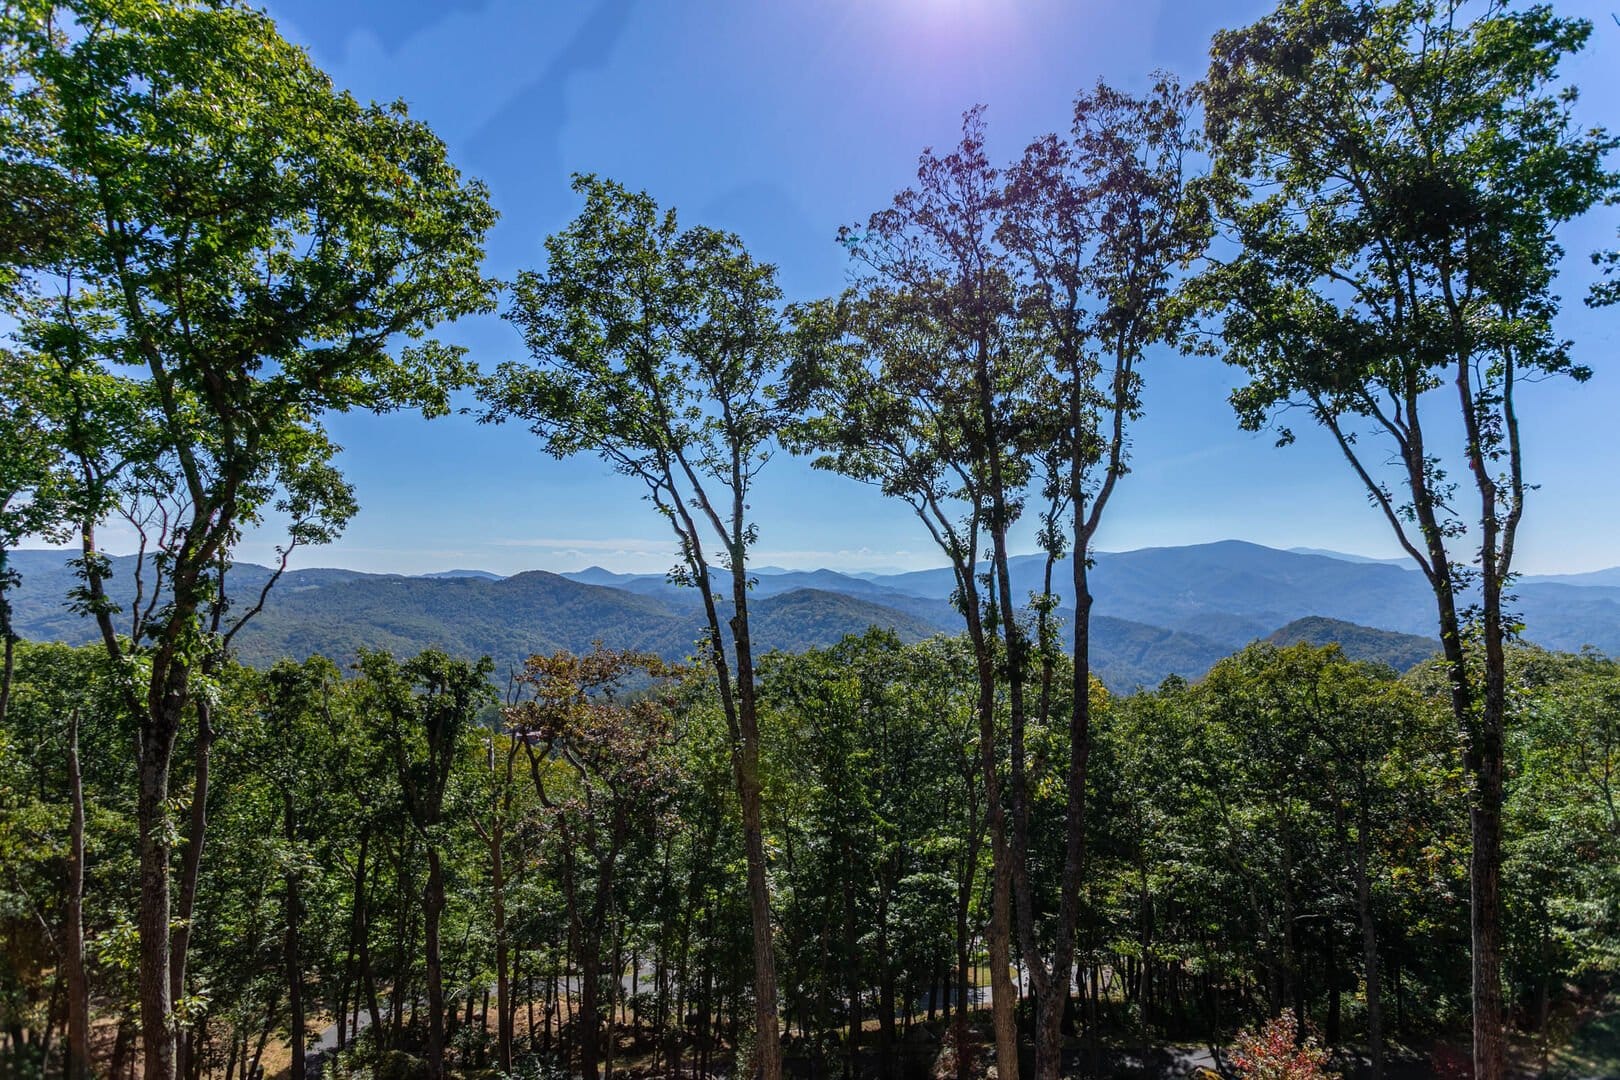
[1229,1010,1336,1080]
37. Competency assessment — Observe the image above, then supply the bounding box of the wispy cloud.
[750,547,920,570]
[482,537,932,574]
[490,536,677,554]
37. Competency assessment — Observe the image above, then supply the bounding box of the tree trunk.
[605,925,620,1080]
[1473,536,1511,1076]
[1469,732,1507,1080]
[875,886,896,1079]
[493,823,513,1072]
[526,957,537,1055]
[425,848,447,1080]
[65,710,90,1080]
[987,845,1018,1080]
[963,591,1019,1080]
[172,699,213,1080]
[1030,537,1098,1080]
[1326,931,1341,1045]
[248,988,280,1080]
[0,565,14,728]
[545,967,556,1054]
[339,827,370,1050]
[41,975,62,1069]
[138,708,179,1080]
[1429,560,1506,1080]
[359,849,384,1042]
[285,791,306,1080]
[954,779,980,1080]
[729,567,783,1080]
[842,858,861,1080]
[983,396,1049,1080]
[1400,389,1505,1079]
[1355,798,1384,1080]
[109,1015,133,1080]
[572,861,604,1080]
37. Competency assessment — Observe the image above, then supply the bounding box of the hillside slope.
[1266,616,1438,671]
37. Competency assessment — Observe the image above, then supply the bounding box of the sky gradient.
[198,0,1620,576]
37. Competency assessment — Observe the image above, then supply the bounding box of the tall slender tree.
[791,112,1032,1080]
[996,76,1208,1078]
[484,174,795,1080]
[1197,3,1616,1075]
[471,686,539,1074]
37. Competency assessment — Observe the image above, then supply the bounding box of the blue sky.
[218,0,1620,576]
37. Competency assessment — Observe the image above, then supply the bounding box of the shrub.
[374,1050,431,1080]
[1229,1010,1336,1080]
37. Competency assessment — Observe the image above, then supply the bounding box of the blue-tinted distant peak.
[1287,546,1413,566]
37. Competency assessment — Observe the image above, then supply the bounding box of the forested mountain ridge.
[1266,616,1439,672]
[10,542,1614,688]
[4,551,943,670]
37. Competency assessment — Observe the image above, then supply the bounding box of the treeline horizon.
[3,2,1619,1080]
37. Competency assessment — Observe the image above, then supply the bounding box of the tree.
[790,113,1031,1080]
[506,646,683,1080]
[796,97,1207,1077]
[359,650,495,1080]
[761,631,986,1080]
[471,679,542,1074]
[1197,2,1616,1074]
[1498,648,1620,1054]
[485,174,794,1080]
[1,4,496,1078]
[998,76,1208,1078]
[0,640,144,1080]
[250,657,370,1080]
[1200,643,1452,1072]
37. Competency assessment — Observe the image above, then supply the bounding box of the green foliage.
[1502,649,1620,991]
[761,631,985,1046]
[1,5,497,1068]
[8,0,498,577]
[486,173,792,585]
[375,1050,432,1080]
[1202,0,1615,441]
[1195,0,1617,632]
[1198,9,1618,1069]
[1,0,499,733]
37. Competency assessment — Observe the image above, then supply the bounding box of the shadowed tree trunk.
[1356,784,1384,1079]
[285,791,306,1080]
[64,709,89,1080]
[424,849,447,1078]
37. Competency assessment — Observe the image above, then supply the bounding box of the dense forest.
[4,633,1617,1080]
[2,2,1618,1080]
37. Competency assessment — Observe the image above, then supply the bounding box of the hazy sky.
[215,0,1620,576]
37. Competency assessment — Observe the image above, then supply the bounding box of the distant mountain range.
[7,542,1617,691]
